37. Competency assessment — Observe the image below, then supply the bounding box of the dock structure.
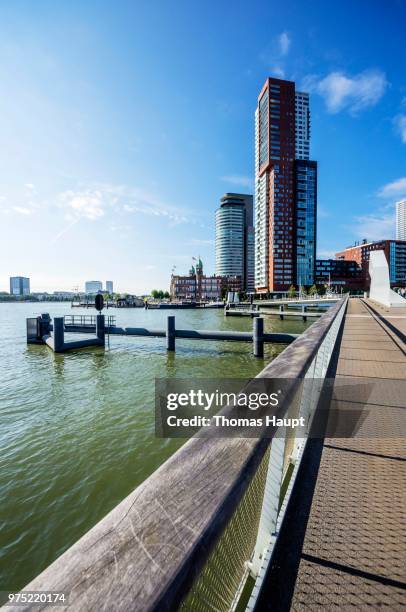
[27,313,298,355]
[16,297,405,611]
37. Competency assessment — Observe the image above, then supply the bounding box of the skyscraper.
[396,200,406,240]
[106,281,114,293]
[254,77,317,293]
[9,276,30,296]
[215,193,255,292]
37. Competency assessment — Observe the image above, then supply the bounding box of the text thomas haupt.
[166,415,305,428]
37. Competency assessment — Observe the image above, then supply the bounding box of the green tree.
[287,285,296,298]
[309,284,318,296]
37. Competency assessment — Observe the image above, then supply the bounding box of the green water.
[0,302,311,592]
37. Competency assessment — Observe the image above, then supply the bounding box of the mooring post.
[96,314,105,346]
[53,317,65,352]
[279,304,284,320]
[302,304,307,321]
[253,316,264,358]
[167,315,175,351]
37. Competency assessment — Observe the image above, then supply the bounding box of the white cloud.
[278,32,290,56]
[60,190,105,220]
[377,177,406,199]
[272,66,285,78]
[220,175,253,189]
[13,206,32,215]
[352,212,395,241]
[394,114,406,143]
[305,69,387,114]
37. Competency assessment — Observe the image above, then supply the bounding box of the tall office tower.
[255,78,296,293]
[295,92,310,160]
[9,276,30,296]
[396,200,406,240]
[254,77,317,293]
[106,281,114,293]
[295,160,317,286]
[215,193,255,292]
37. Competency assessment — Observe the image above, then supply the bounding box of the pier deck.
[254,298,406,609]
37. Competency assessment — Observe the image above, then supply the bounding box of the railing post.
[250,428,286,577]
[279,305,284,320]
[167,315,175,351]
[302,304,307,321]
[253,316,264,357]
[96,314,105,346]
[53,317,64,352]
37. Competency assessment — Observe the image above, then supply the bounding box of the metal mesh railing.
[64,314,116,327]
[179,447,271,612]
[179,296,348,612]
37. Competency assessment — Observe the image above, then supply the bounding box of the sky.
[0,0,405,294]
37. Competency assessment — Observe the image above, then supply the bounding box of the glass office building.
[295,160,317,286]
[215,193,254,292]
[9,276,30,296]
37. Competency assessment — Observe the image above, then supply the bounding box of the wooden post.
[253,316,264,358]
[167,316,175,351]
[53,317,64,352]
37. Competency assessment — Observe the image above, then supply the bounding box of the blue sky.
[0,0,405,293]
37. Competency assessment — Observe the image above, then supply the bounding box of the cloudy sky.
[0,0,405,293]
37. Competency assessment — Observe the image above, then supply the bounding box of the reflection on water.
[0,302,311,592]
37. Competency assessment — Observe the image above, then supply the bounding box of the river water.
[0,302,311,592]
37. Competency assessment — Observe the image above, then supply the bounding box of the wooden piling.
[53,317,65,352]
[253,317,264,358]
[167,316,175,351]
[96,314,105,345]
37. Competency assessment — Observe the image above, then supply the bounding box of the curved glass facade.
[215,194,254,291]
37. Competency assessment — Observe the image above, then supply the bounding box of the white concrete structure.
[396,200,406,240]
[369,250,406,307]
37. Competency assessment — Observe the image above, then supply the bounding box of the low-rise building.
[335,239,406,288]
[315,259,363,289]
[170,259,242,301]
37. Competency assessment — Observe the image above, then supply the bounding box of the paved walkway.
[255,298,406,610]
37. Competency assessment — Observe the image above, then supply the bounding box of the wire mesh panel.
[179,447,271,612]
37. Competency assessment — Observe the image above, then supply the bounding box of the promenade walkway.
[254,298,406,610]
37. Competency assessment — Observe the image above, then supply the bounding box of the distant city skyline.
[0,1,405,293]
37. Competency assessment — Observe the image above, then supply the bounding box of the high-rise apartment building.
[295,160,317,286]
[215,193,255,292]
[254,77,317,293]
[396,200,406,240]
[9,276,30,296]
[106,281,114,294]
